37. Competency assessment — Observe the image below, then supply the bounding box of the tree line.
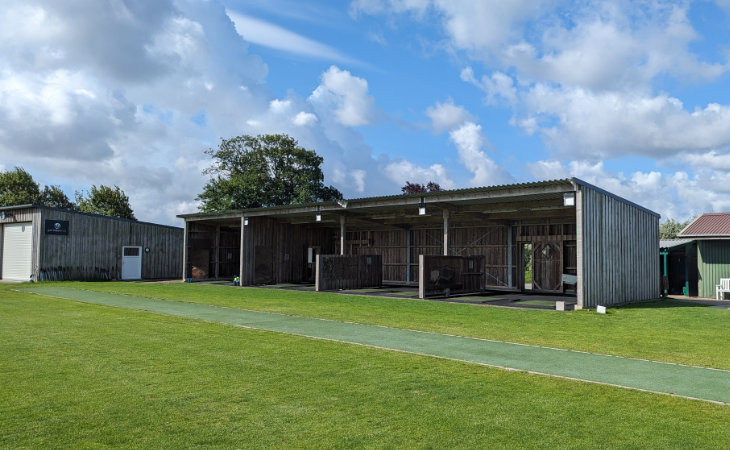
[0,167,136,220]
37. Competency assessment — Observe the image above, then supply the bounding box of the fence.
[315,254,383,291]
[418,255,485,298]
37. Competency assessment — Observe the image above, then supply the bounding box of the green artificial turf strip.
[42,281,730,371]
[20,286,730,404]
[518,299,559,307]
[2,289,730,447]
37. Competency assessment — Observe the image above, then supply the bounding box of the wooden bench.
[716,278,730,300]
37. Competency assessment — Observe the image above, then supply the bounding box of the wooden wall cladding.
[316,254,383,291]
[38,208,183,281]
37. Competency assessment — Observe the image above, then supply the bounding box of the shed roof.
[659,239,693,249]
[0,204,182,230]
[679,213,730,238]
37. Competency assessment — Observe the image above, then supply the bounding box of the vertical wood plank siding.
[696,241,730,298]
[578,186,659,307]
[241,217,335,285]
[316,254,383,291]
[36,208,183,281]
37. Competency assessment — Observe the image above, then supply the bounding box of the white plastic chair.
[715,278,730,300]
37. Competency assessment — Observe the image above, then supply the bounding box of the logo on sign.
[45,220,69,235]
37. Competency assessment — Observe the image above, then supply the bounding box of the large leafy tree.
[197,134,343,212]
[0,167,41,206]
[76,185,136,220]
[40,185,75,210]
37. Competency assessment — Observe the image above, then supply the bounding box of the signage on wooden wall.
[45,220,69,235]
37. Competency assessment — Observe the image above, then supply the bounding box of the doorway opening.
[523,243,532,291]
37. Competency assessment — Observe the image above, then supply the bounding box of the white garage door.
[2,222,33,281]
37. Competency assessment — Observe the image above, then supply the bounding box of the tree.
[0,167,40,206]
[40,185,76,210]
[197,134,343,212]
[76,185,136,220]
[401,181,442,194]
[660,218,692,240]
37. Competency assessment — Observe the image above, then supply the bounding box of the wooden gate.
[532,242,562,292]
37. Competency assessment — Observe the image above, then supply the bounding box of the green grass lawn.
[49,281,730,370]
[2,282,730,447]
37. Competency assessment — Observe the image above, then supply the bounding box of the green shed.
[677,213,730,299]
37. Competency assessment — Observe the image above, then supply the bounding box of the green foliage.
[401,181,441,194]
[197,134,343,212]
[660,218,692,239]
[76,185,136,220]
[0,166,40,206]
[39,185,75,210]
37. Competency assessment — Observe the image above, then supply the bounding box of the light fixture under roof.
[418,197,426,216]
[315,206,322,222]
[563,192,576,207]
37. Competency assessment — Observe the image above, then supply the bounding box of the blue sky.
[2,0,730,225]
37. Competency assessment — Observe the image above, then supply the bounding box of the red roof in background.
[679,213,730,237]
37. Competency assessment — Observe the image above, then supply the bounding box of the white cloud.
[521,85,730,158]
[293,111,318,127]
[227,10,358,64]
[383,160,455,189]
[449,122,513,186]
[681,151,730,171]
[309,66,376,127]
[425,99,474,133]
[351,169,367,192]
[461,67,517,105]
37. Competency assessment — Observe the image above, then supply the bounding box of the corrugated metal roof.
[177,178,576,219]
[660,239,693,249]
[177,177,660,219]
[679,213,730,237]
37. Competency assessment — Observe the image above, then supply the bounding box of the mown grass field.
[2,281,730,448]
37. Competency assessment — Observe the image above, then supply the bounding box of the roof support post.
[406,229,412,283]
[214,224,220,279]
[507,225,513,288]
[340,215,346,255]
[574,187,584,309]
[443,209,450,256]
[239,215,245,286]
[182,220,188,281]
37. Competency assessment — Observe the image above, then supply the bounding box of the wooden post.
[507,225,513,288]
[315,254,321,291]
[575,189,584,309]
[340,215,346,255]
[181,220,188,281]
[406,229,412,283]
[214,224,220,279]
[239,216,245,286]
[442,209,449,256]
[418,254,425,298]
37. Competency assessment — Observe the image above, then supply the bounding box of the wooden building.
[178,178,660,308]
[0,205,183,282]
